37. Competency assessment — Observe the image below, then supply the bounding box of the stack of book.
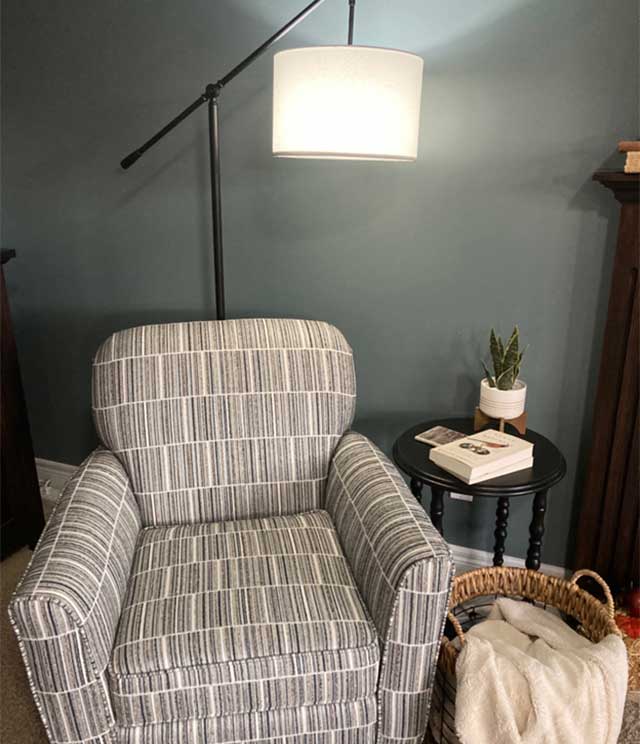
[425,429,534,484]
[619,141,640,173]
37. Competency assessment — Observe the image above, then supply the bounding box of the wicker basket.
[426,567,620,744]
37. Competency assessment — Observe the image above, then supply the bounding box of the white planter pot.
[479,378,527,419]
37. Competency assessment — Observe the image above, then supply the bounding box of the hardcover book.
[429,429,534,484]
[414,425,465,447]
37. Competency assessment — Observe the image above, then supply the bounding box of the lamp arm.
[120,0,330,169]
[216,0,329,89]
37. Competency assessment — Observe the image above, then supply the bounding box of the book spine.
[467,456,534,485]
[624,152,640,173]
[429,450,471,480]
[430,447,533,479]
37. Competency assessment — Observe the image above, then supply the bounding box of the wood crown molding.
[593,170,640,203]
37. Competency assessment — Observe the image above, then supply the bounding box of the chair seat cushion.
[109,510,379,726]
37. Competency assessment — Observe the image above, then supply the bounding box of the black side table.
[393,418,567,570]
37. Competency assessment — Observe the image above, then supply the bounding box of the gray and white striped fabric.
[120,698,377,744]
[326,432,454,744]
[10,319,452,744]
[92,319,356,526]
[9,449,141,744]
[109,510,379,728]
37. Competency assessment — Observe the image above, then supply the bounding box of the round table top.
[392,418,566,498]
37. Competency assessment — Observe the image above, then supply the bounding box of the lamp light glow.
[273,46,423,161]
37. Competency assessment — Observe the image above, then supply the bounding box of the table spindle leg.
[493,496,510,566]
[430,487,445,536]
[526,490,548,570]
[410,477,423,504]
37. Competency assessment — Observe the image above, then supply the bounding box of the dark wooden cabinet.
[574,172,639,592]
[1,251,45,558]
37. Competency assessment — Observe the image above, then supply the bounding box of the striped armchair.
[9,319,453,744]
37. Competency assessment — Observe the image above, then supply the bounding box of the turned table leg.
[493,496,510,567]
[430,487,445,536]
[526,489,548,570]
[410,477,423,504]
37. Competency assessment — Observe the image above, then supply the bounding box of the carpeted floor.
[1,547,639,744]
[1,548,49,743]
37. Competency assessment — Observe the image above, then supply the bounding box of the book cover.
[414,426,465,447]
[429,429,533,482]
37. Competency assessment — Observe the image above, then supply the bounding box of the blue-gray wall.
[2,0,638,566]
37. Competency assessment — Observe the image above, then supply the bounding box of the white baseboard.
[34,458,566,577]
[36,458,77,506]
[449,542,567,578]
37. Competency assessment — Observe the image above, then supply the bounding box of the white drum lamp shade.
[273,46,423,161]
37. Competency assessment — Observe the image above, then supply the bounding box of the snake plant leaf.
[496,364,517,390]
[502,327,520,379]
[482,361,496,387]
[490,329,503,378]
[485,327,526,389]
[513,349,524,380]
[505,325,519,353]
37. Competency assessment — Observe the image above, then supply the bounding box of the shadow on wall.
[11,307,217,464]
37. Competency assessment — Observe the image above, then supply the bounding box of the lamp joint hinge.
[204,82,223,100]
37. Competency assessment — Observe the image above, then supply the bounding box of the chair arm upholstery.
[325,432,453,744]
[9,448,141,744]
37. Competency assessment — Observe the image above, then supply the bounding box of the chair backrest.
[92,318,356,525]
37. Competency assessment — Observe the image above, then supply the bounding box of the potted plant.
[480,327,527,419]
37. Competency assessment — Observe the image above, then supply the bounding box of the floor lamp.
[120,0,423,320]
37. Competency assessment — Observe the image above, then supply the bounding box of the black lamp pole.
[121,0,356,320]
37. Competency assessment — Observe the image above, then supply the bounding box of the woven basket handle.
[447,612,466,645]
[569,569,615,619]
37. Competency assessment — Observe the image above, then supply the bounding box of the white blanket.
[455,597,627,744]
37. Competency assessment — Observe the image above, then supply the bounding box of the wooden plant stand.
[474,406,527,435]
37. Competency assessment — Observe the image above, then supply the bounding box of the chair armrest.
[326,432,454,744]
[8,448,141,744]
